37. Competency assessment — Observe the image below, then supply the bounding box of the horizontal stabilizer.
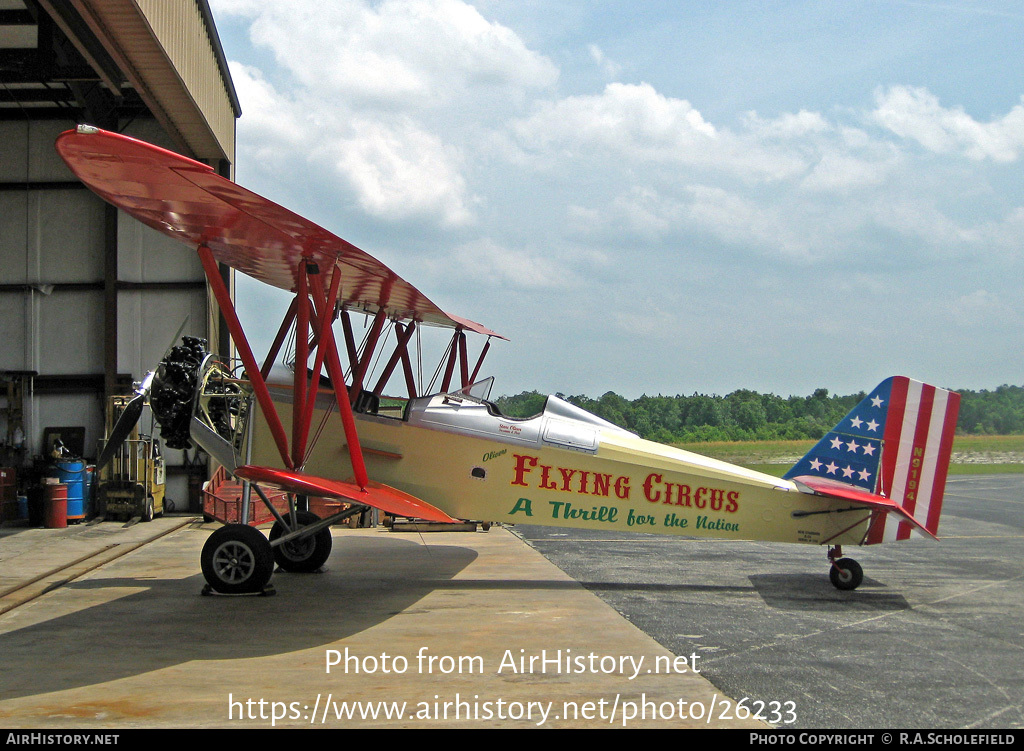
[234,465,459,524]
[792,475,937,540]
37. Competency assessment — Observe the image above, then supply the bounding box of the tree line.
[492,384,1024,443]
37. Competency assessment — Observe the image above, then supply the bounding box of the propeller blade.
[96,317,192,470]
[96,392,146,471]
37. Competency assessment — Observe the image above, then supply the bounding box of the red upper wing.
[56,126,502,338]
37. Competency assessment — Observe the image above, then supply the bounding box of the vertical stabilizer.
[784,377,960,540]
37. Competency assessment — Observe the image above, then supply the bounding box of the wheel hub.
[214,542,255,582]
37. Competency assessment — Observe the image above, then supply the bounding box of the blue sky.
[209,0,1024,399]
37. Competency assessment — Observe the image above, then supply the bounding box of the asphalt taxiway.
[516,474,1024,729]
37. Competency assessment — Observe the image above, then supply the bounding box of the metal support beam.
[469,337,491,385]
[340,310,358,374]
[102,203,117,404]
[439,329,460,394]
[292,261,309,468]
[349,308,386,403]
[307,273,369,490]
[458,330,469,389]
[295,264,340,468]
[399,323,418,399]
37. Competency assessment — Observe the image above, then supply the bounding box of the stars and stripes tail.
[783,376,960,543]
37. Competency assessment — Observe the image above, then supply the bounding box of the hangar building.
[0,0,240,509]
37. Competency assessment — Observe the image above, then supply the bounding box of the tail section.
[784,377,960,541]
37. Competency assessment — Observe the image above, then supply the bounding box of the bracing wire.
[426,335,454,395]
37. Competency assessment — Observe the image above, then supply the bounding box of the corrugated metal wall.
[135,0,236,165]
[0,119,206,499]
[1,0,239,507]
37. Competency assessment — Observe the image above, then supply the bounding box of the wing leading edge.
[55,126,502,338]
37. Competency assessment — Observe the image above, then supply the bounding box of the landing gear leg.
[269,510,333,573]
[828,545,863,591]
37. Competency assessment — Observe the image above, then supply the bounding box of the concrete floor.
[0,518,764,729]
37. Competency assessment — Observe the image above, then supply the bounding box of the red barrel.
[44,483,68,529]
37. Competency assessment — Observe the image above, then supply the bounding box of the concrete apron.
[0,523,764,728]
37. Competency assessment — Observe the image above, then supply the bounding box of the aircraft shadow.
[747,573,910,611]
[0,535,476,701]
[570,577,909,613]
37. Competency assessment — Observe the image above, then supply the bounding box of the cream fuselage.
[249,389,871,547]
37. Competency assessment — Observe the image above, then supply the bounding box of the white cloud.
[947,289,1021,327]
[513,83,810,182]
[800,149,899,192]
[227,63,303,155]
[228,61,474,225]
[418,237,593,292]
[326,117,473,226]
[221,0,557,109]
[588,44,622,79]
[873,196,972,246]
[682,185,817,259]
[515,82,715,153]
[872,86,1024,162]
[742,109,830,139]
[451,239,564,288]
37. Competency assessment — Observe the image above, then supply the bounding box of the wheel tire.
[201,524,274,594]
[141,496,154,523]
[269,510,333,573]
[829,558,863,590]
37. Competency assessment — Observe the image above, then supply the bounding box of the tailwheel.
[201,524,275,594]
[269,510,333,573]
[829,557,864,591]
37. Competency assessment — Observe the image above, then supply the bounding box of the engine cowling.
[151,338,254,470]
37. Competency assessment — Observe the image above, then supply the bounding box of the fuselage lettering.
[510,455,740,513]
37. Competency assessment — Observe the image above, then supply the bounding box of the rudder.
[784,377,960,541]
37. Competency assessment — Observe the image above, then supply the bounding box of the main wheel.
[829,557,863,590]
[141,495,154,523]
[269,510,333,573]
[201,524,274,594]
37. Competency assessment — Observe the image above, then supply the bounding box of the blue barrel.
[55,461,86,521]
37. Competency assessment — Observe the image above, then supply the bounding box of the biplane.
[56,125,960,595]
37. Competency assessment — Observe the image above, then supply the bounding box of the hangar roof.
[0,0,238,165]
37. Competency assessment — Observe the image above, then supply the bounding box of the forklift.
[96,394,166,522]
